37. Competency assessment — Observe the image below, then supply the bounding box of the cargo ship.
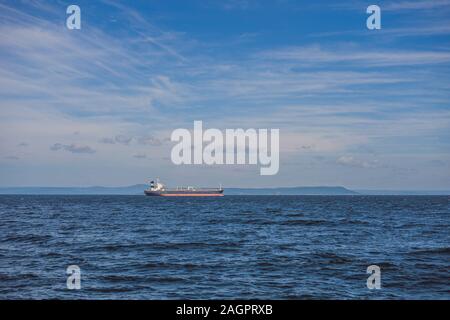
[144,179,224,197]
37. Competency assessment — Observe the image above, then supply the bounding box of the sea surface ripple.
[0,195,448,299]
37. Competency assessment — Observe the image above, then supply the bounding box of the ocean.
[0,195,448,299]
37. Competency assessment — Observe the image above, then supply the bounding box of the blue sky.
[0,0,449,189]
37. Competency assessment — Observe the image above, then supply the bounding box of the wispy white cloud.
[257,45,450,67]
[309,24,450,39]
[50,143,96,154]
[0,1,189,118]
[137,135,163,146]
[336,155,382,168]
[330,0,450,11]
[4,155,20,160]
[133,153,147,159]
[384,0,450,11]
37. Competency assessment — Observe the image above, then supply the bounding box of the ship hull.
[144,189,224,197]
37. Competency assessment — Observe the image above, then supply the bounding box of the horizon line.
[0,185,449,192]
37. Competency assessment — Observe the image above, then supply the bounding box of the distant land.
[0,185,448,195]
[354,189,450,196]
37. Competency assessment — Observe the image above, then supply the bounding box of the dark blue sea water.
[0,195,448,299]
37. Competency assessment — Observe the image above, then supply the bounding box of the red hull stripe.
[159,193,224,197]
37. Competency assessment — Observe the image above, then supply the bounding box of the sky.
[0,0,449,189]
